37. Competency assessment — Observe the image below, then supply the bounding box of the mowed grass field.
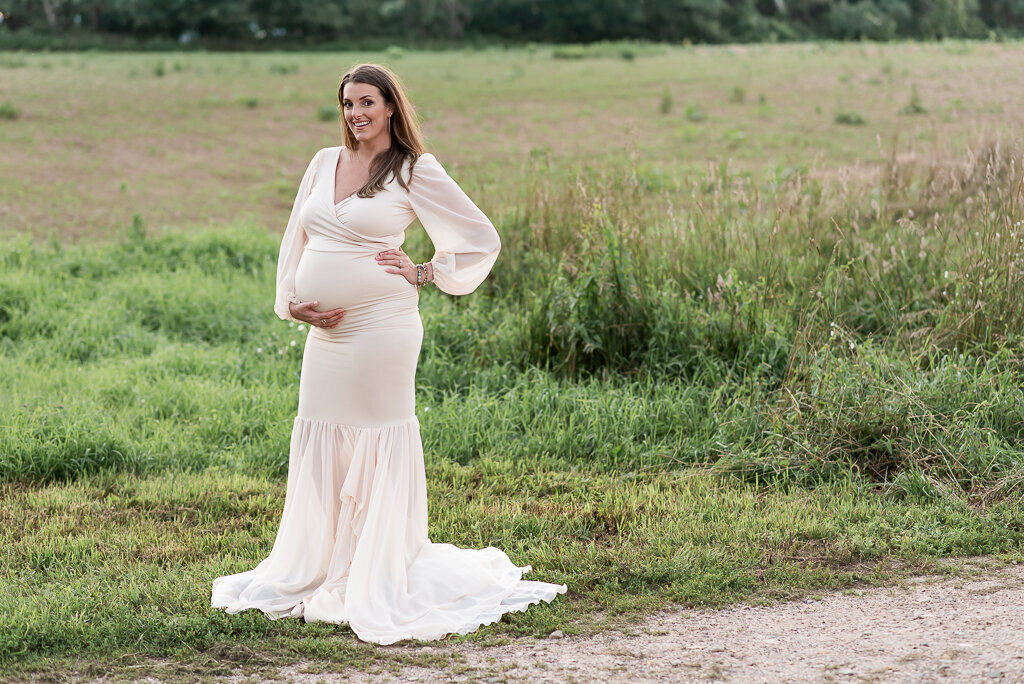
[2,42,1024,681]
[2,41,1024,238]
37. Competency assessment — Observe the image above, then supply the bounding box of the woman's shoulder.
[406,151,443,176]
[301,146,339,168]
[315,145,343,159]
[301,146,339,181]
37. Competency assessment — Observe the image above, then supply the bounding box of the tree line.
[1,0,1023,47]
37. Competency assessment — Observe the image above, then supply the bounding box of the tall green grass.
[1,139,1022,497]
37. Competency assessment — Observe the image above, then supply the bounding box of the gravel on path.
[330,561,1024,683]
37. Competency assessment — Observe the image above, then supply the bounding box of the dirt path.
[324,561,1024,683]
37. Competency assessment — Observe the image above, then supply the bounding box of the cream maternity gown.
[211,146,566,645]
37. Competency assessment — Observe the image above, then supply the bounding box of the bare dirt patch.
[265,561,1024,683]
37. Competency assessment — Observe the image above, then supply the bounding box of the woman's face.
[342,82,394,146]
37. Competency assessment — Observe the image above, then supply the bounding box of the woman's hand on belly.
[289,300,346,329]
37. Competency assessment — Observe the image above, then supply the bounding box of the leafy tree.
[2,0,1023,46]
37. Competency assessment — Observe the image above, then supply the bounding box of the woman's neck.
[352,137,391,164]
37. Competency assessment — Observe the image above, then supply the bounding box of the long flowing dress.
[211,146,566,645]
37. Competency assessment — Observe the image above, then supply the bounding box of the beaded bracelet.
[415,262,434,293]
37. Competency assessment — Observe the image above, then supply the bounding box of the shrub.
[659,90,673,115]
[835,110,866,125]
[902,85,928,115]
[552,45,587,60]
[685,103,706,122]
[552,42,665,61]
[268,63,298,75]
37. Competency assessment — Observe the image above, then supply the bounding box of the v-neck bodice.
[331,148,361,207]
[298,147,418,253]
[275,145,501,318]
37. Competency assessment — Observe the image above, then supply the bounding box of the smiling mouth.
[353,120,370,130]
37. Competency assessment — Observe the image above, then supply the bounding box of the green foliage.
[835,110,866,125]
[268,63,299,75]
[902,85,928,115]
[551,45,588,60]
[0,102,19,120]
[0,0,1019,48]
[659,89,673,115]
[551,42,666,60]
[829,1,901,40]
[317,105,337,121]
[685,102,707,122]
[722,343,1024,491]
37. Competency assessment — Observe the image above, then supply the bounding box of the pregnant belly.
[295,248,416,313]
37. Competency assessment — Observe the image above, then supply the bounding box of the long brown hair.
[338,64,425,197]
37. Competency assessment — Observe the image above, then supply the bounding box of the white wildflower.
[256,347,263,353]
[290,340,297,347]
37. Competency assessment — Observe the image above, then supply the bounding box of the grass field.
[2,42,1024,681]
[3,41,1024,239]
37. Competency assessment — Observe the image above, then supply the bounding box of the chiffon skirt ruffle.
[212,300,566,645]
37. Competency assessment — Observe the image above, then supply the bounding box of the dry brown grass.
[2,44,1024,239]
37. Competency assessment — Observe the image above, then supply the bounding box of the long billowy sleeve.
[407,153,501,296]
[274,148,323,321]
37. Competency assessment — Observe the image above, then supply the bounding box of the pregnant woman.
[211,64,566,645]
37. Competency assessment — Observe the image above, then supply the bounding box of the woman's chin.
[352,129,384,145]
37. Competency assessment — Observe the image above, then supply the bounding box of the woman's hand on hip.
[289,300,346,329]
[376,248,416,286]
